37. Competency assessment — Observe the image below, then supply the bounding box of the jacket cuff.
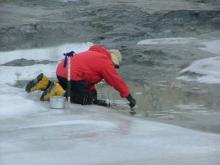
[126,94,132,101]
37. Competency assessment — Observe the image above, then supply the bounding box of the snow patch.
[199,40,220,55]
[177,39,220,84]
[178,56,220,84]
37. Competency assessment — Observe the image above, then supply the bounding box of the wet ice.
[0,42,220,165]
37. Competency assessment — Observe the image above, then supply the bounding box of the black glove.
[126,94,136,108]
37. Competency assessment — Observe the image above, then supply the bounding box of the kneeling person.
[25,45,136,108]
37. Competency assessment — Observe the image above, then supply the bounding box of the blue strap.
[63,51,75,68]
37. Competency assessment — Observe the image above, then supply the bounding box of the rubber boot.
[25,73,51,93]
[40,82,65,101]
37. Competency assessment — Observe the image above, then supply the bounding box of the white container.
[49,96,65,109]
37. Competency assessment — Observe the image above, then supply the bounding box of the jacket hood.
[89,45,111,59]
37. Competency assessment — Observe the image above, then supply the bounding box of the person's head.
[109,49,122,68]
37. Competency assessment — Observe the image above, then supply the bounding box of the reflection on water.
[97,80,220,134]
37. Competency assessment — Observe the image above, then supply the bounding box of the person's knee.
[70,94,93,105]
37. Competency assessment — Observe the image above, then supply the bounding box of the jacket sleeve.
[101,62,130,98]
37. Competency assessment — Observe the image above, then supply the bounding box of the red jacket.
[56,45,130,98]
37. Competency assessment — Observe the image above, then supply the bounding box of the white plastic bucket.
[49,96,65,109]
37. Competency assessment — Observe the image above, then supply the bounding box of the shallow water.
[97,80,220,134]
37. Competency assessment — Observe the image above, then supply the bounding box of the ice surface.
[178,56,220,84]
[0,84,47,119]
[1,42,220,165]
[1,102,220,165]
[0,64,56,84]
[0,42,93,65]
[177,40,220,84]
[200,40,220,55]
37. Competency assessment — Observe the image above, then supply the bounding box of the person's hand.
[126,94,136,108]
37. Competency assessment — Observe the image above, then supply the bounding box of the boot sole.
[40,81,55,101]
[25,73,44,92]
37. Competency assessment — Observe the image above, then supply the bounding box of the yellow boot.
[40,81,65,101]
[25,73,50,93]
